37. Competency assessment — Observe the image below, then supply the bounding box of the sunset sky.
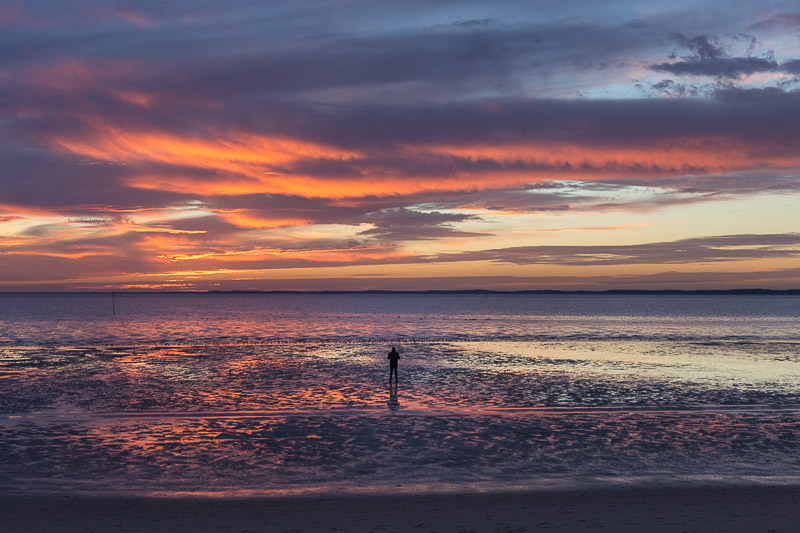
[1,0,799,291]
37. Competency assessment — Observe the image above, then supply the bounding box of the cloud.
[607,171,800,196]
[780,59,800,74]
[650,79,703,97]
[3,266,798,292]
[358,208,488,241]
[650,57,780,78]
[432,233,800,266]
[647,32,800,80]
[0,12,659,102]
[0,217,414,284]
[8,91,799,210]
[672,33,727,59]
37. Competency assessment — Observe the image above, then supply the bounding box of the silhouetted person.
[387,346,400,383]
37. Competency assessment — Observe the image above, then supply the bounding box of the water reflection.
[3,341,800,415]
[3,337,800,497]
[2,409,799,497]
[387,381,400,410]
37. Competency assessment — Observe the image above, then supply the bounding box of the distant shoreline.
[1,288,798,295]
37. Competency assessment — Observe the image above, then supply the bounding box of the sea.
[1,292,798,497]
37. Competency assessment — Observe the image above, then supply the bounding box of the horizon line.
[1,288,798,295]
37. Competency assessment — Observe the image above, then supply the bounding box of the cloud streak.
[433,234,800,266]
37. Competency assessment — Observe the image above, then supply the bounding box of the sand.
[1,486,799,532]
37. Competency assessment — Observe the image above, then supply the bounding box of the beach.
[2,486,799,532]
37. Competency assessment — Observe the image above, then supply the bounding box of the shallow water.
[1,293,798,345]
[0,294,799,496]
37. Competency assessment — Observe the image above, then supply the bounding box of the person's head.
[391,346,395,351]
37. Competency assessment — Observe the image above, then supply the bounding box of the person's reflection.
[387,380,400,410]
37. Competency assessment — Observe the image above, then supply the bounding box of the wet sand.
[1,486,798,532]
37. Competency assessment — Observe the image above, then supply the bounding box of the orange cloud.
[53,127,359,171]
[134,233,208,253]
[160,244,404,264]
[155,268,248,277]
[426,136,798,175]
[127,172,503,198]
[99,283,194,290]
[216,210,310,229]
[160,248,285,261]
[4,250,120,259]
[111,90,155,108]
[128,226,207,234]
[48,120,800,202]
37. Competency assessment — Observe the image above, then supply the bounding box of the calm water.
[0,293,799,496]
[1,292,799,345]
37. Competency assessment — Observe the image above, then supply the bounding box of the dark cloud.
[4,266,798,292]
[101,266,800,291]
[0,5,795,116]
[450,18,496,28]
[649,32,798,79]
[709,85,790,103]
[781,59,800,74]
[164,90,800,161]
[650,79,701,97]
[432,234,800,266]
[650,56,779,78]
[0,150,190,210]
[0,247,155,283]
[671,33,726,59]
[358,208,488,241]
[278,91,800,149]
[431,188,574,214]
[571,172,800,202]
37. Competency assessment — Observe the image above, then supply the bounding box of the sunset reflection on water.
[1,294,800,496]
[2,340,800,414]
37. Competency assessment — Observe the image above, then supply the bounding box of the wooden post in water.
[112,291,116,315]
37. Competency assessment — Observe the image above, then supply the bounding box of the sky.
[1,0,799,291]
